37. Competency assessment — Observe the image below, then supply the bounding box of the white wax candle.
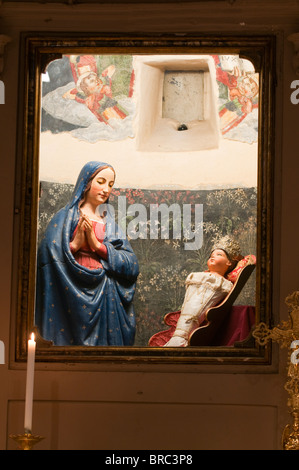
[24,332,36,433]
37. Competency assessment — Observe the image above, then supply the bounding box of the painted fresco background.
[42,54,135,142]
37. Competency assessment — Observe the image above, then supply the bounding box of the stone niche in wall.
[134,55,220,152]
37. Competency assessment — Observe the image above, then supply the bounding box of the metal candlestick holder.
[9,431,45,450]
[253,291,299,450]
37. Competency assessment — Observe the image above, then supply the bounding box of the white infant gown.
[163,271,233,347]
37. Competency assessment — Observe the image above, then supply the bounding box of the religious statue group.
[35,161,244,348]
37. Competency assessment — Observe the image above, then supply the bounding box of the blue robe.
[35,161,139,346]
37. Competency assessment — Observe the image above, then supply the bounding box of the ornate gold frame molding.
[13,32,276,367]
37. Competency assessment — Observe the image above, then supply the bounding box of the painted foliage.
[38,184,257,346]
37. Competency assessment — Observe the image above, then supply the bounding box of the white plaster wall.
[40,130,257,189]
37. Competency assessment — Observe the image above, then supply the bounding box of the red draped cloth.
[148,305,255,347]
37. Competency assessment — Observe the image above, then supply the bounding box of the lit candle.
[24,332,36,434]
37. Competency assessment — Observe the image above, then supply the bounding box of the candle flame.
[30,332,35,341]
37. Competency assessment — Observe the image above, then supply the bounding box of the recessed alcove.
[162,70,204,123]
[134,55,220,152]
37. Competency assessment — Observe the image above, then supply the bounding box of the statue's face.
[207,249,232,276]
[86,167,115,206]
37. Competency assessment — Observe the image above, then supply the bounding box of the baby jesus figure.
[163,236,242,347]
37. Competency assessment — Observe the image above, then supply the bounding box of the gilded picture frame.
[13,32,276,365]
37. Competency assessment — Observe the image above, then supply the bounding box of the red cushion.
[227,254,256,283]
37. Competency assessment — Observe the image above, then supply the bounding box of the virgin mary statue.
[35,161,139,347]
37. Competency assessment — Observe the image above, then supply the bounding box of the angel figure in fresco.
[35,161,139,347]
[62,55,129,125]
[213,55,259,136]
[149,236,243,347]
